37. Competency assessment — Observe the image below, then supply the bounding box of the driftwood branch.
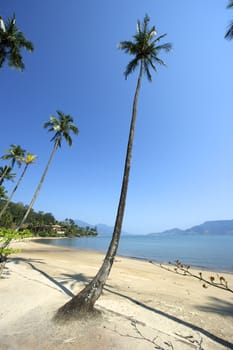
[149,260,233,294]
[131,319,175,349]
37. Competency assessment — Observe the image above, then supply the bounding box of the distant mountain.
[186,220,233,235]
[149,228,184,236]
[96,224,113,236]
[75,220,95,229]
[74,220,113,236]
[74,220,128,236]
[149,219,233,236]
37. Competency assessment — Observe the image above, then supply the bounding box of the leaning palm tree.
[0,14,34,70]
[0,153,37,220]
[16,111,78,231]
[225,1,233,39]
[0,144,25,185]
[55,14,171,320]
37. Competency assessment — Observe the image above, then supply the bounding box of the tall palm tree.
[0,14,34,70]
[0,166,16,186]
[16,111,78,231]
[0,144,25,185]
[0,153,37,220]
[225,1,233,39]
[55,14,171,320]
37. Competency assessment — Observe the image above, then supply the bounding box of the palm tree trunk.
[0,164,28,220]
[16,142,58,232]
[55,63,144,321]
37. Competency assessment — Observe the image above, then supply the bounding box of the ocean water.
[38,234,233,273]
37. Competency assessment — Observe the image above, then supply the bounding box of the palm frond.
[225,22,233,39]
[227,1,233,9]
[124,57,139,79]
[147,57,157,72]
[118,40,135,54]
[143,61,152,81]
[142,14,150,34]
[0,14,33,70]
[155,42,172,53]
[154,33,167,43]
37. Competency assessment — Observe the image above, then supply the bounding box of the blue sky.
[1,0,233,234]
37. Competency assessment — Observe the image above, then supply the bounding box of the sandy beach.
[0,239,233,350]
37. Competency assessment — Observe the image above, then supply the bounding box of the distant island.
[75,218,233,236]
[148,219,233,236]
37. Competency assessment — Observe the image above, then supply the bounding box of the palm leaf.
[225,22,233,40]
[124,57,139,79]
[227,1,233,9]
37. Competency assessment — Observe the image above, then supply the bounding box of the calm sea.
[38,234,233,273]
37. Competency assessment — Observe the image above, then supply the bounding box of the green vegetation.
[0,227,33,276]
[0,200,97,238]
[0,14,33,70]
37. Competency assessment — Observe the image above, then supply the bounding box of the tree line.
[0,200,97,237]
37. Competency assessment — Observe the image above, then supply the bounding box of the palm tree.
[0,144,25,185]
[0,166,16,186]
[0,153,37,220]
[16,111,78,231]
[55,14,171,320]
[225,1,233,39]
[0,14,34,70]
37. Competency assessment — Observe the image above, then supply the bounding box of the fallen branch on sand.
[108,318,206,350]
[149,260,233,294]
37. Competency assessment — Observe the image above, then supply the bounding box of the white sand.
[0,239,233,349]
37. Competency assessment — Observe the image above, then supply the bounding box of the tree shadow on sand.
[8,258,233,349]
[58,272,92,292]
[103,286,233,350]
[10,257,91,298]
[196,296,233,318]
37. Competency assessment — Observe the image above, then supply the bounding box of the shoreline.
[33,236,233,275]
[1,239,233,349]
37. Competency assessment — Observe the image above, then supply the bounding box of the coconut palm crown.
[44,111,79,148]
[0,14,34,70]
[118,14,171,81]
[0,145,25,186]
[1,144,26,169]
[225,1,233,40]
